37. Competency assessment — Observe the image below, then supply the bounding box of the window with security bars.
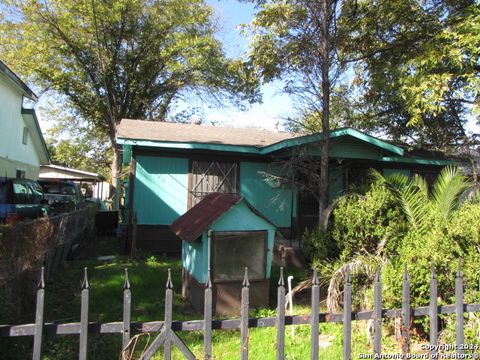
[189,160,238,207]
[212,231,267,281]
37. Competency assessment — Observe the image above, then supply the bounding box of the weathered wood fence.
[0,205,96,282]
[0,206,96,318]
[0,266,479,360]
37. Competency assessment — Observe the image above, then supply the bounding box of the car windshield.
[32,183,44,201]
[60,185,76,195]
[42,183,61,194]
[13,182,33,204]
[42,183,76,195]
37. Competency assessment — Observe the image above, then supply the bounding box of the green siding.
[183,233,209,283]
[292,190,298,217]
[330,137,383,160]
[122,145,132,165]
[134,156,189,225]
[240,162,293,228]
[281,138,385,161]
[329,167,344,202]
[212,201,276,279]
[383,168,412,178]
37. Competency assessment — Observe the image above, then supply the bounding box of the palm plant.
[320,166,472,312]
[370,166,471,232]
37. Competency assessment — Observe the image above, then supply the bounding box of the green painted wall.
[240,162,293,228]
[383,168,412,178]
[134,156,189,225]
[182,232,209,283]
[330,137,383,160]
[298,138,384,161]
[182,200,276,283]
[122,145,132,165]
[329,167,344,202]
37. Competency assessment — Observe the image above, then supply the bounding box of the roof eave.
[0,61,38,101]
[117,137,263,154]
[40,164,106,180]
[260,128,405,156]
[381,156,457,166]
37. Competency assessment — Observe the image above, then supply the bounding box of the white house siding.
[0,75,41,179]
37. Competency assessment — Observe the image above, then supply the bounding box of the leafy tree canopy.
[341,0,479,148]
[246,0,350,221]
[0,0,260,205]
[246,0,479,149]
[42,101,112,179]
[1,0,259,127]
[246,0,345,122]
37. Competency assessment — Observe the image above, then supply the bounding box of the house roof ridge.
[119,118,301,135]
[117,118,303,149]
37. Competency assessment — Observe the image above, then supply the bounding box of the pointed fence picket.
[1,266,479,359]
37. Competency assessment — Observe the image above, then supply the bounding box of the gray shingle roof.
[117,119,302,148]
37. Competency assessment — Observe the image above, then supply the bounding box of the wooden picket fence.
[0,266,479,359]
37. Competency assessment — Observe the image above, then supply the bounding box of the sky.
[206,0,479,136]
[191,0,294,131]
[35,0,292,133]
[36,0,479,135]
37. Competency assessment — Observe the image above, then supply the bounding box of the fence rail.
[0,266,479,359]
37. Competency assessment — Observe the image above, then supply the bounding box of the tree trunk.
[318,0,330,230]
[110,142,121,210]
[108,118,120,211]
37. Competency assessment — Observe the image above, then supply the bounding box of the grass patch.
[0,239,392,359]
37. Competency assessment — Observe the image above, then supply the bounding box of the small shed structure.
[171,192,276,315]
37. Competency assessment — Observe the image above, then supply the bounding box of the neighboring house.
[117,119,454,252]
[39,164,109,200]
[0,60,49,179]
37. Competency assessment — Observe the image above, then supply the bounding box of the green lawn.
[0,240,382,359]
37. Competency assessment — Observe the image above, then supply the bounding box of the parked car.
[38,180,84,213]
[0,178,50,223]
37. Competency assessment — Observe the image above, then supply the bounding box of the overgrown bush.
[314,167,480,342]
[331,181,405,258]
[301,225,338,263]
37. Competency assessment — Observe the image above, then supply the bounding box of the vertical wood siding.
[134,156,189,225]
[240,162,293,228]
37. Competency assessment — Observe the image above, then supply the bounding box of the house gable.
[0,76,48,179]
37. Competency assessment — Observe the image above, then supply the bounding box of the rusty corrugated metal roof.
[170,193,243,242]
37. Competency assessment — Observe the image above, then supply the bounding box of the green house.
[117,119,453,252]
[171,192,276,314]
